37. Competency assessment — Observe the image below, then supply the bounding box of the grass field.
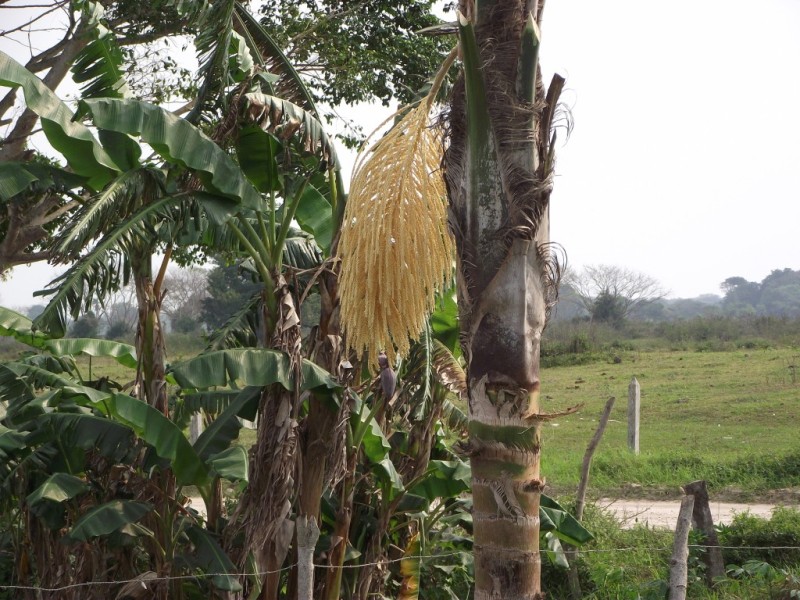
[538,346,800,500]
[7,336,798,501]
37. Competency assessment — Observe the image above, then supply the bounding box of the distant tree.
[24,305,46,319]
[720,276,761,313]
[69,311,99,338]
[551,282,589,322]
[201,263,262,330]
[161,267,209,333]
[758,269,800,317]
[568,264,667,325]
[91,284,138,339]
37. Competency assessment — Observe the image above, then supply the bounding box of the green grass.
[538,347,800,500]
[539,502,800,600]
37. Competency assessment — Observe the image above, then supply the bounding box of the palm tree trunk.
[445,1,563,598]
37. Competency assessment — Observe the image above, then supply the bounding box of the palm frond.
[34,194,181,337]
[338,94,453,358]
[54,168,165,261]
[185,0,238,123]
[233,4,318,114]
[71,2,131,100]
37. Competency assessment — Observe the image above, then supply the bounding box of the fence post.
[669,495,695,600]
[628,377,640,454]
[683,480,726,585]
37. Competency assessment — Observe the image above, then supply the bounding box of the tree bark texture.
[445,1,562,598]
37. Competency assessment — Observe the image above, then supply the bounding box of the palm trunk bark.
[444,1,563,598]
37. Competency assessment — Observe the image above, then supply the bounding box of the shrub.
[718,507,800,567]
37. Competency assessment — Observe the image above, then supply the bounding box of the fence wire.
[2,545,800,594]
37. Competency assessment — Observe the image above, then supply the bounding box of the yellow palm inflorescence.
[338,100,454,359]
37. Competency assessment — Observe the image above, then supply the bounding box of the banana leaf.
[0,51,118,189]
[76,97,261,208]
[67,499,152,541]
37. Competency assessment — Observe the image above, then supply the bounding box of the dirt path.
[599,498,782,529]
[188,496,791,530]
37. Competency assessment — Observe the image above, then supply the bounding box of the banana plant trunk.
[445,2,564,598]
[131,250,168,415]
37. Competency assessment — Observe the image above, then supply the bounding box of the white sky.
[2,0,799,309]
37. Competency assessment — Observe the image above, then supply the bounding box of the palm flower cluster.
[338,94,454,359]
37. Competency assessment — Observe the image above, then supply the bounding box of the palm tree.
[444,3,567,597]
[338,1,568,597]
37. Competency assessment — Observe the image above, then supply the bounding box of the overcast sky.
[2,0,799,309]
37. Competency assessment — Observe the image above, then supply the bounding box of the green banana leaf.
[26,472,89,529]
[0,306,136,369]
[169,348,338,392]
[192,386,261,462]
[44,338,137,369]
[354,413,391,463]
[0,163,38,200]
[409,459,471,502]
[77,97,261,209]
[539,494,594,546]
[71,1,131,100]
[184,524,242,592]
[373,456,405,497]
[67,499,152,541]
[94,394,209,486]
[207,446,248,483]
[0,51,118,189]
[37,413,137,463]
[0,306,50,347]
[236,124,280,194]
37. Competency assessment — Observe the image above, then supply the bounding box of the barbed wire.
[2,544,800,593]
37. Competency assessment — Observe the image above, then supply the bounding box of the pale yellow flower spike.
[338,49,457,359]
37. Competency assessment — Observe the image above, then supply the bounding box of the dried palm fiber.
[338,48,457,359]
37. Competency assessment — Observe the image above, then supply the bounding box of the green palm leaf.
[71,2,131,100]
[54,167,164,260]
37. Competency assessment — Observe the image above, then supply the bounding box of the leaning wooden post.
[627,377,640,454]
[683,480,726,585]
[669,495,695,600]
[567,396,617,600]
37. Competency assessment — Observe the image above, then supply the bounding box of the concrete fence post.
[628,377,640,454]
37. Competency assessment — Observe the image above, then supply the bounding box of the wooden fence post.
[628,377,640,454]
[669,495,695,600]
[683,480,726,585]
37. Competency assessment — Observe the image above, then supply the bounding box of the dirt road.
[599,498,781,529]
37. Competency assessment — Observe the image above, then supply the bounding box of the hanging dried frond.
[338,89,455,359]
